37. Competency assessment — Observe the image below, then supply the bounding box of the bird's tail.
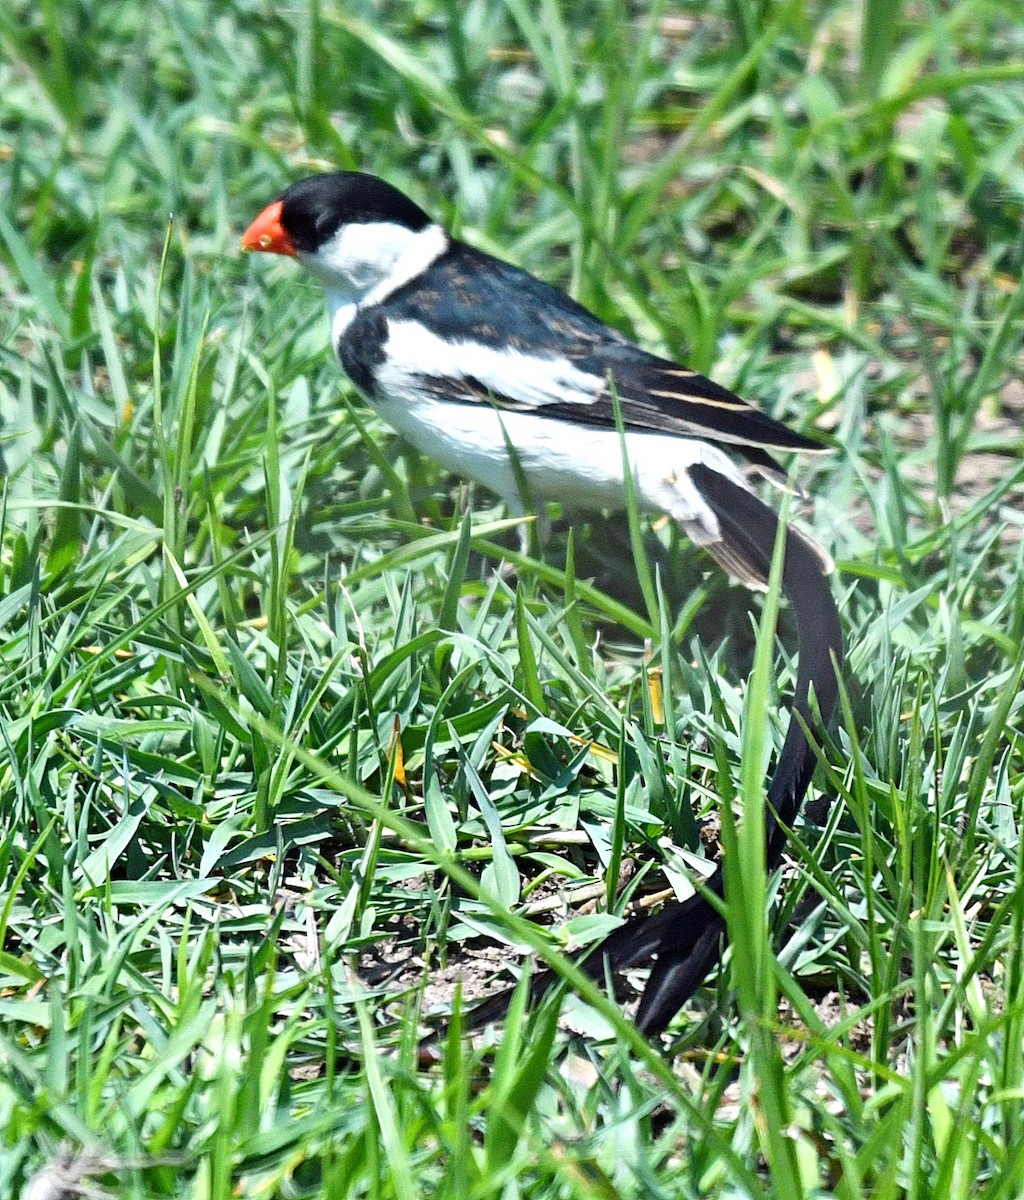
[444,464,843,1039]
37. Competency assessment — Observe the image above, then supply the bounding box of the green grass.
[3,0,1024,1196]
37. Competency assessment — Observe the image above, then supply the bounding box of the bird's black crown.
[276,171,433,254]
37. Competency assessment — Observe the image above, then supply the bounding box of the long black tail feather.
[446,464,843,1040]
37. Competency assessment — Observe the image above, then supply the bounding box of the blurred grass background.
[2,1,1024,1196]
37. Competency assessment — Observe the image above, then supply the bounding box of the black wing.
[379,240,826,464]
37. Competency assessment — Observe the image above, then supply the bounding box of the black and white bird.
[242,171,843,1037]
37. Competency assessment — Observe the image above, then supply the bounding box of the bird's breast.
[335,308,389,395]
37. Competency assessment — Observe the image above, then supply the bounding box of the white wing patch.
[380,319,605,410]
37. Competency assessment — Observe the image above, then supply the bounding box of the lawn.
[2,1,1024,1196]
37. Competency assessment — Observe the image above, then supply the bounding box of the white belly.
[369,388,748,547]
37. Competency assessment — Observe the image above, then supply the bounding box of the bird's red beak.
[240,200,297,256]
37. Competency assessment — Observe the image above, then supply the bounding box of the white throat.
[303,221,448,337]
